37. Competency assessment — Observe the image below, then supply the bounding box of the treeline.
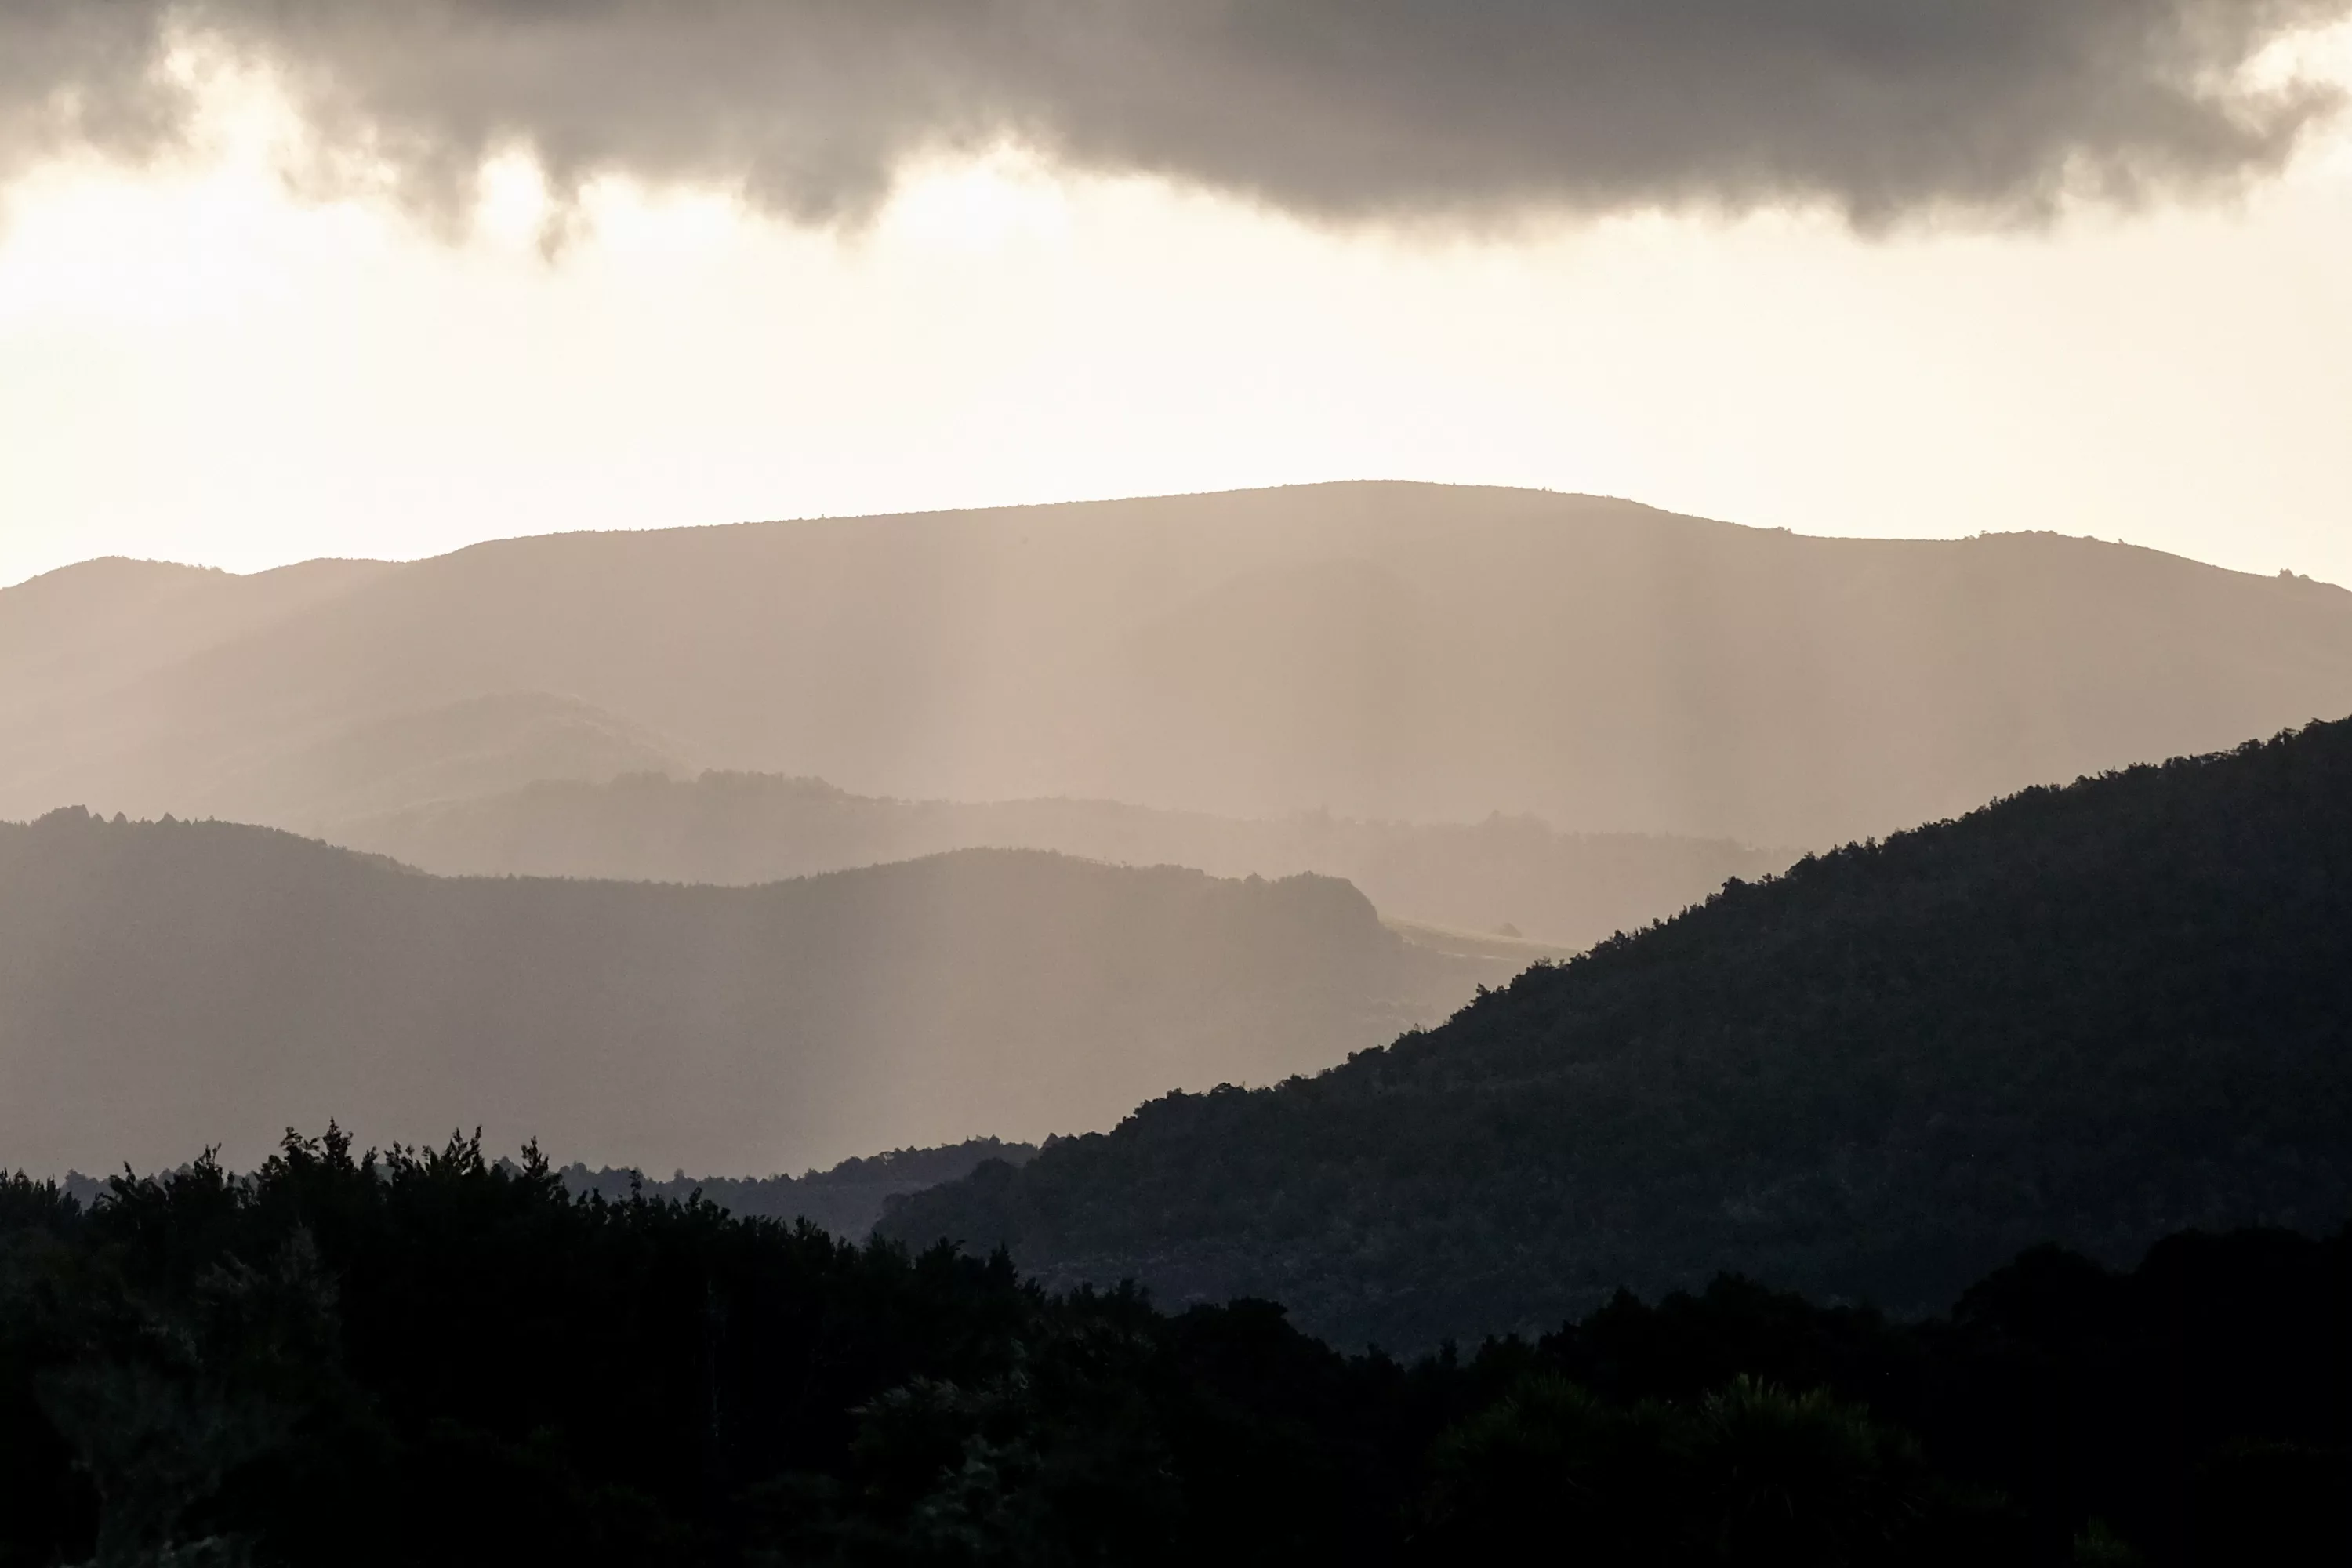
[2,1131,2344,1565]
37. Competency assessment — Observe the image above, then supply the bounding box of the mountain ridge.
[882,717,2352,1348]
[333,768,1788,949]
[12,482,2351,844]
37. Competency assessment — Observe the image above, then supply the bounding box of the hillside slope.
[884,719,2352,1348]
[337,771,1788,949]
[0,815,1497,1177]
[9,484,2352,844]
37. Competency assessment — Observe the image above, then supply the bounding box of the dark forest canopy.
[0,818,1500,1178]
[1,1132,2344,1566]
[885,717,2352,1349]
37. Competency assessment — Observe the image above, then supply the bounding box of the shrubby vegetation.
[888,718,2352,1347]
[2,1131,2344,1565]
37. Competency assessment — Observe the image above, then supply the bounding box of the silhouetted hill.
[337,771,1787,949]
[558,1135,1037,1239]
[0,813,1499,1177]
[884,718,2352,1348]
[9,484,2351,844]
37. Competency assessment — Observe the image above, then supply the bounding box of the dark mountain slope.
[0,815,1497,1178]
[337,770,1788,949]
[884,719,2352,1348]
[9,484,2352,844]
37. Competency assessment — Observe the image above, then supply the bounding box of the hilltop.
[9,485,2351,845]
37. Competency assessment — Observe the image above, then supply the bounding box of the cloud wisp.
[4,1,2348,230]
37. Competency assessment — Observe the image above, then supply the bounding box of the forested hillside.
[10,484,2352,845]
[0,815,1497,1177]
[340,771,1784,949]
[2,1138,2342,1566]
[887,719,2352,1348]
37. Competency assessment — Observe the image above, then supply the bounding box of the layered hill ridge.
[9,483,2352,844]
[337,771,1788,949]
[883,717,2352,1349]
[558,1136,1040,1241]
[0,814,1501,1178]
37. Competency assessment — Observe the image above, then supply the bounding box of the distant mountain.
[0,815,1500,1178]
[0,556,393,717]
[336,771,1787,949]
[884,718,2352,1349]
[560,1136,1038,1240]
[9,484,2351,844]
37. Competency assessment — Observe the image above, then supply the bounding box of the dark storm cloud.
[2,1,2347,225]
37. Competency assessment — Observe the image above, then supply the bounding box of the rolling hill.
[336,771,1788,949]
[883,717,2352,1349]
[9,484,2352,846]
[0,812,1501,1178]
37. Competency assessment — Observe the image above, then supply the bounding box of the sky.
[3,3,2351,591]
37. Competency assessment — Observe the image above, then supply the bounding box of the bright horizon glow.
[3,31,2350,590]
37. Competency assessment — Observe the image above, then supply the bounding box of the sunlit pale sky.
[5,25,2351,591]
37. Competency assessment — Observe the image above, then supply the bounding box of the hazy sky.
[3,4,2350,590]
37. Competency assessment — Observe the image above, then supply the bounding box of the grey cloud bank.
[2,0,2347,226]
